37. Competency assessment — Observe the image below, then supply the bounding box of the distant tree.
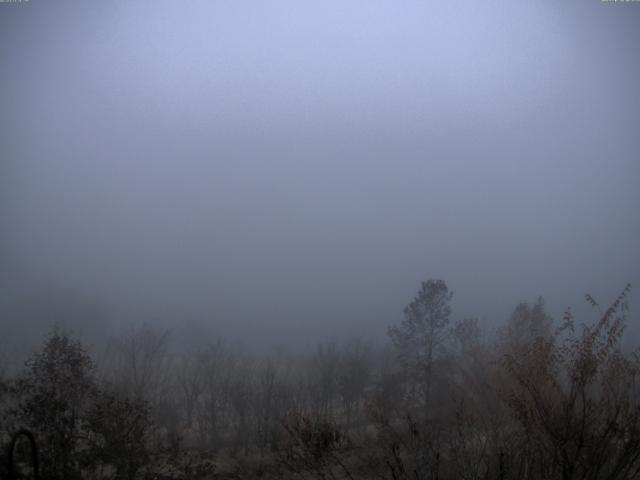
[308,343,340,419]
[103,324,174,404]
[0,349,7,382]
[450,317,482,355]
[388,279,453,405]
[176,352,205,431]
[498,297,552,356]
[102,324,178,452]
[253,359,287,455]
[197,340,236,451]
[337,338,370,430]
[228,361,253,455]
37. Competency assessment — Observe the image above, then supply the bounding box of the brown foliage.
[501,284,640,480]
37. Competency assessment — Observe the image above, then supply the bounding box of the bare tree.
[196,340,235,451]
[307,342,340,420]
[176,351,205,433]
[337,338,371,431]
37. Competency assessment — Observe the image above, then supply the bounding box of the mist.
[1,0,638,351]
[2,2,640,479]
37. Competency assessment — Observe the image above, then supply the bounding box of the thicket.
[1,281,637,480]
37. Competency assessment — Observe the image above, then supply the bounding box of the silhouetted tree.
[498,297,552,357]
[388,279,453,406]
[20,329,97,479]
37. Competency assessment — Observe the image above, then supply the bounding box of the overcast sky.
[1,0,639,349]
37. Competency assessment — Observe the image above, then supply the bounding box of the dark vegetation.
[1,280,638,479]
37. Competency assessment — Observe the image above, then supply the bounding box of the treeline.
[1,280,639,479]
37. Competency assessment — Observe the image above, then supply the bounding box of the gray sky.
[1,0,639,349]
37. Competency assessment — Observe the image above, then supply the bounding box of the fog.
[1,0,639,352]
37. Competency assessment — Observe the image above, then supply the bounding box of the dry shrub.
[501,284,640,480]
